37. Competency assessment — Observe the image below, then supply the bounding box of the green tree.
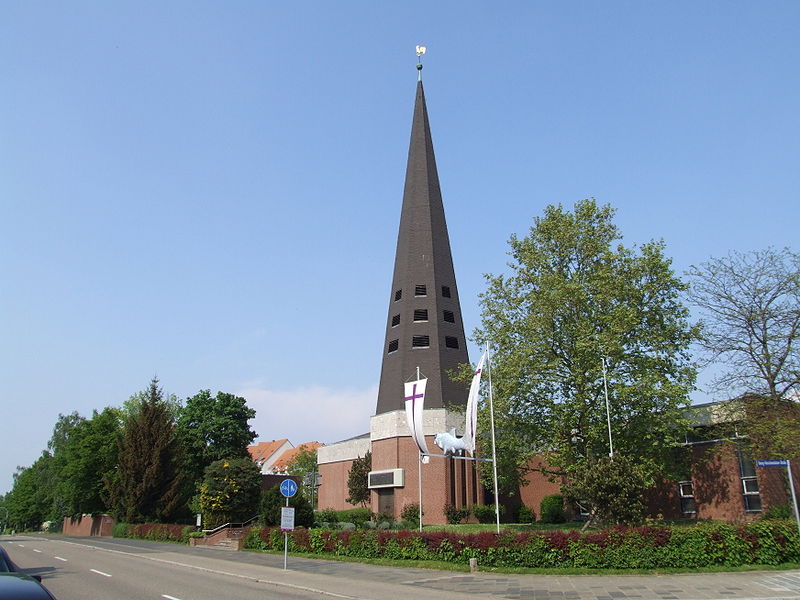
[473,199,697,498]
[346,451,371,507]
[285,445,319,507]
[198,458,261,529]
[562,455,651,527]
[176,390,257,487]
[106,377,186,523]
[5,453,59,529]
[56,407,122,516]
[259,485,314,528]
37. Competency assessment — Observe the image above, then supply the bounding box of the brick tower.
[317,63,482,523]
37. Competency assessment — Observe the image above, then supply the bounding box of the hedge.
[243,520,800,569]
[113,522,194,543]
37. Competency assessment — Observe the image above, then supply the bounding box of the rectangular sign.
[280,507,295,532]
[757,459,789,467]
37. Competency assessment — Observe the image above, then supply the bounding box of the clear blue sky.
[2,1,798,494]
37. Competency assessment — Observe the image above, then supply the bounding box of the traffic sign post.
[279,479,298,569]
[758,458,800,533]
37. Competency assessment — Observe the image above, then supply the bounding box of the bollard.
[469,558,478,573]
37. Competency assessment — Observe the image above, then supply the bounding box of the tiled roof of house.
[247,439,290,466]
[272,441,324,473]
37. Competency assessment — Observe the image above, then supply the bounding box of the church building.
[317,61,482,523]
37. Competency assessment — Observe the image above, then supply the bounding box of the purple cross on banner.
[404,378,429,455]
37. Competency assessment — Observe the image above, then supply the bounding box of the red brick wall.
[317,458,357,511]
[62,514,115,537]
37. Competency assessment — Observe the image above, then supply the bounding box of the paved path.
[7,534,800,600]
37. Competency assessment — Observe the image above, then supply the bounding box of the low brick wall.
[62,514,115,537]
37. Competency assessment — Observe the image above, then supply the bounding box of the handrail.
[201,515,259,537]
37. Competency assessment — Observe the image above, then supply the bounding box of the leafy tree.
[106,377,186,523]
[5,453,59,529]
[472,199,697,494]
[688,248,800,462]
[562,455,651,527]
[259,484,314,528]
[176,390,257,487]
[286,445,319,507]
[56,407,122,516]
[198,458,261,529]
[346,451,371,507]
[48,411,87,457]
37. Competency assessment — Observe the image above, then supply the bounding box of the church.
[316,58,482,524]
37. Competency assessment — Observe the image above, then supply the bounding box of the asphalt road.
[0,534,458,600]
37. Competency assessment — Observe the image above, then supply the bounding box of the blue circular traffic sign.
[280,479,298,498]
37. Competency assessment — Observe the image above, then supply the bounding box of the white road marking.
[162,595,182,600]
[33,549,42,553]
[55,556,68,562]
[90,569,112,577]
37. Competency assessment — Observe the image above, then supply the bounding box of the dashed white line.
[90,569,112,577]
[55,556,68,562]
[162,595,182,600]
[33,549,42,553]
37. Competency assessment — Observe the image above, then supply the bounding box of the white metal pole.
[416,365,423,532]
[787,460,800,534]
[487,342,500,534]
[418,452,423,532]
[284,496,289,570]
[602,358,614,458]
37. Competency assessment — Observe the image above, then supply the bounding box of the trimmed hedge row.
[244,521,800,568]
[113,522,195,543]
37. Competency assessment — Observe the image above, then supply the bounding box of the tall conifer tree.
[107,377,186,522]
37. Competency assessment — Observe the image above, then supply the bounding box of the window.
[414,285,427,296]
[738,451,762,512]
[443,310,455,323]
[445,336,459,349]
[678,481,696,514]
[442,286,451,298]
[391,314,400,327]
[394,289,402,301]
[412,335,430,348]
[387,339,399,353]
[413,309,428,322]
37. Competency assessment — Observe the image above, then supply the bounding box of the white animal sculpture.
[434,429,468,456]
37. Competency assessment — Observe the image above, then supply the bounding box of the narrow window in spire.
[442,286,451,298]
[443,310,455,323]
[414,285,427,297]
[412,335,430,348]
[391,314,400,327]
[394,289,402,301]
[445,336,459,349]
[413,309,428,322]
[387,339,399,354]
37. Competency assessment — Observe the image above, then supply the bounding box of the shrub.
[763,503,792,520]
[401,503,421,527]
[540,494,566,523]
[241,522,800,568]
[316,508,338,525]
[444,504,471,525]
[336,508,372,527]
[518,504,536,523]
[474,504,504,524]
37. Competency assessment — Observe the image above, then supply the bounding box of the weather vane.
[416,45,426,80]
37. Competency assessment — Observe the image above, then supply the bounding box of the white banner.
[404,378,430,455]
[463,351,486,455]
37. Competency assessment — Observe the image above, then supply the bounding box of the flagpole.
[417,366,424,532]
[487,341,500,534]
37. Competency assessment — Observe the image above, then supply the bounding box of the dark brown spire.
[375,80,470,415]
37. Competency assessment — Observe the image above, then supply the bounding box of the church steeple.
[375,75,470,415]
